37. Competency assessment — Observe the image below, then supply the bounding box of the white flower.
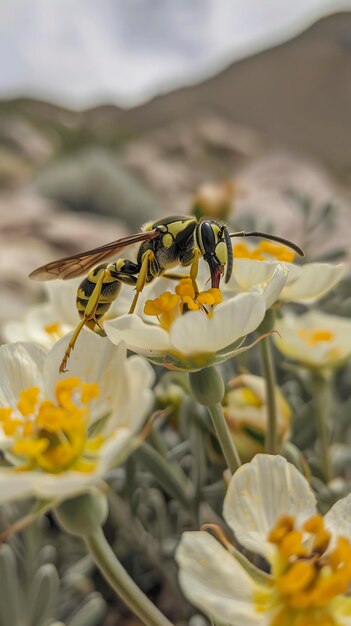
[104,265,288,371]
[223,374,291,462]
[2,279,132,350]
[176,454,351,626]
[229,240,344,303]
[274,310,351,369]
[0,330,154,504]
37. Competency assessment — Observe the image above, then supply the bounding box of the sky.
[0,0,350,108]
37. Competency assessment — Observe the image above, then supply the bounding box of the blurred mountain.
[0,12,350,176]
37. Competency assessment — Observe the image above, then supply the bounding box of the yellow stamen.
[17,387,40,416]
[3,419,23,436]
[265,513,351,623]
[279,530,307,559]
[44,322,62,336]
[144,279,223,331]
[175,278,196,299]
[81,383,100,404]
[13,438,49,458]
[277,561,316,596]
[268,514,295,544]
[1,377,107,475]
[0,408,13,421]
[303,514,324,534]
[233,241,295,262]
[298,329,335,347]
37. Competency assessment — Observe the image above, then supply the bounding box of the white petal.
[0,342,46,407]
[32,471,96,500]
[176,531,268,626]
[274,311,351,368]
[256,264,288,309]
[0,471,36,504]
[2,304,72,350]
[2,320,34,344]
[45,279,82,327]
[232,259,281,292]
[170,292,266,355]
[280,263,345,303]
[325,494,351,544]
[43,328,118,396]
[123,355,155,431]
[97,428,139,472]
[223,454,317,562]
[104,314,172,355]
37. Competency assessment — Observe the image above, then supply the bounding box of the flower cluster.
[0,332,154,503]
[1,205,351,626]
[177,455,351,626]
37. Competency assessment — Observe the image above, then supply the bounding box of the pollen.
[0,377,103,474]
[144,278,223,330]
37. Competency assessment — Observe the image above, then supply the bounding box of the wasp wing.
[29,230,159,281]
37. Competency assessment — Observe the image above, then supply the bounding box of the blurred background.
[0,0,351,327]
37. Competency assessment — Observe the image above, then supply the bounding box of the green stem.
[188,367,241,474]
[312,372,332,483]
[86,528,174,626]
[208,403,241,473]
[260,337,277,454]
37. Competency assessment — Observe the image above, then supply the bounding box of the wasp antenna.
[229,231,304,257]
[223,227,233,282]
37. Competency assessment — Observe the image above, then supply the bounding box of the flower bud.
[189,367,225,406]
[191,181,237,221]
[55,490,108,536]
[222,374,291,462]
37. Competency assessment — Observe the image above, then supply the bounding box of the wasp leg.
[189,247,201,296]
[128,250,155,314]
[163,272,191,280]
[60,269,110,374]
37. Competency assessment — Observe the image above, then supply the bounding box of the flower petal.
[176,531,267,626]
[43,328,118,397]
[223,454,317,562]
[0,342,46,407]
[255,264,288,309]
[325,493,351,544]
[170,292,266,355]
[280,262,344,303]
[104,314,172,355]
[274,310,351,368]
[0,472,37,504]
[232,259,281,292]
[45,279,82,327]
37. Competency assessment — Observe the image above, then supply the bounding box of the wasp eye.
[197,221,216,255]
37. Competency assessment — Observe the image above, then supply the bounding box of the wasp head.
[195,220,233,289]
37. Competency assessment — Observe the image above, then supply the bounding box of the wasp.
[30,215,303,373]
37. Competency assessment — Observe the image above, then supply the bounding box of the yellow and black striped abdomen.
[76,264,121,323]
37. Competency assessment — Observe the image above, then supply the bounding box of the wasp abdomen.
[76,264,121,322]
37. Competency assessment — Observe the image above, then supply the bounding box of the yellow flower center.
[234,241,295,263]
[0,378,104,474]
[144,278,223,331]
[44,322,65,338]
[298,329,335,347]
[256,514,351,625]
